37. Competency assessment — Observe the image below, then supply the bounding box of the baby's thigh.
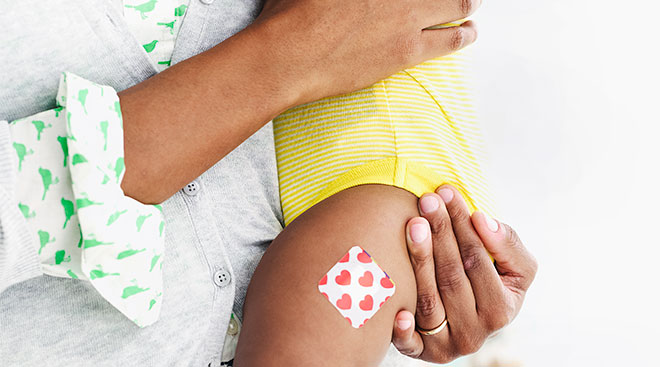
[234,184,419,367]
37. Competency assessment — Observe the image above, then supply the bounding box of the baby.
[234,24,502,366]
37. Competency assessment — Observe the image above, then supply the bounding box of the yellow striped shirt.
[274,51,494,226]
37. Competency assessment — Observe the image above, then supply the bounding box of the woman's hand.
[392,184,538,363]
[253,0,481,106]
[120,0,481,204]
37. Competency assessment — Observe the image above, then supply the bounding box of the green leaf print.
[76,198,103,209]
[18,203,36,219]
[112,157,125,183]
[37,230,55,255]
[31,120,52,141]
[113,101,122,121]
[124,0,158,20]
[56,136,69,167]
[136,213,152,232]
[61,198,75,229]
[83,238,113,249]
[54,249,71,265]
[89,268,120,280]
[54,106,64,118]
[66,112,76,140]
[143,40,158,53]
[99,120,109,151]
[39,167,59,200]
[78,89,89,114]
[107,209,128,226]
[66,269,79,279]
[117,248,146,259]
[12,142,33,171]
[157,21,175,35]
[77,225,83,248]
[121,285,150,299]
[149,254,161,272]
[174,4,187,17]
[71,153,88,165]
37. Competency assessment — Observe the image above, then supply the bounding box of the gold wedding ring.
[424,19,468,30]
[416,319,448,336]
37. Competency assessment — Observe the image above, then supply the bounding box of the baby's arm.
[234,182,540,366]
[235,183,539,366]
[234,184,420,366]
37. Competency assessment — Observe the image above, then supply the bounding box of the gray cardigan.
[0,0,412,365]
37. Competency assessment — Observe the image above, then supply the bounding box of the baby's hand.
[392,185,538,364]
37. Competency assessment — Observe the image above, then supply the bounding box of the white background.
[422,0,660,366]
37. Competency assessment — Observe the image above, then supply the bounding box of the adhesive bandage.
[318,246,396,328]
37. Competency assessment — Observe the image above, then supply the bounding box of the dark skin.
[236,185,418,366]
[235,184,537,365]
[118,0,480,204]
[115,0,537,362]
[393,186,538,362]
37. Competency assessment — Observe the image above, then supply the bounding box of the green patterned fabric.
[5,0,190,328]
[9,73,165,327]
[123,0,189,72]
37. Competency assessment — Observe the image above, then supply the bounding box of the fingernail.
[419,195,439,214]
[485,214,499,232]
[437,188,454,203]
[410,223,428,243]
[396,319,412,331]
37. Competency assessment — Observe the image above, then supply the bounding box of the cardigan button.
[213,269,231,287]
[200,0,214,5]
[182,180,200,196]
[227,316,240,336]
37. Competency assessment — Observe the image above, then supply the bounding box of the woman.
[0,0,536,365]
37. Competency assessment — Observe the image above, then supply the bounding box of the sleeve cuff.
[0,121,42,295]
[3,73,165,326]
[59,72,165,327]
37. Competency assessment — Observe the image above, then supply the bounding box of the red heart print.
[321,292,329,300]
[359,295,373,311]
[336,294,352,310]
[339,252,350,263]
[380,277,394,289]
[319,274,327,285]
[357,251,372,263]
[358,271,373,287]
[379,296,391,308]
[335,270,351,285]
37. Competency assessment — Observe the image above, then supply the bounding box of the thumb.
[391,310,424,358]
[471,212,538,293]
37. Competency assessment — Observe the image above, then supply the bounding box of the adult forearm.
[119,23,299,204]
[119,0,482,204]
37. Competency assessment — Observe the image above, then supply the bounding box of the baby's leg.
[234,184,419,366]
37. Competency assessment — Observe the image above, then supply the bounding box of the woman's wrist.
[118,23,306,204]
[237,16,318,111]
[205,21,306,118]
